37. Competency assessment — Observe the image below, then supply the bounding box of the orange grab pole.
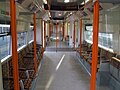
[56,24,58,48]
[57,24,59,47]
[63,22,64,38]
[41,20,43,50]
[49,23,51,40]
[41,19,44,54]
[33,13,38,72]
[90,0,99,90]
[80,19,82,55]
[44,21,46,49]
[73,21,76,48]
[10,0,19,90]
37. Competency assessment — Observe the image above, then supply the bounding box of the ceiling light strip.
[64,0,69,3]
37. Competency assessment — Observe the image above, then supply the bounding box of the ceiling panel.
[100,0,120,4]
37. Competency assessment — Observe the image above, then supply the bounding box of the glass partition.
[0,10,11,60]
[97,5,120,90]
[85,24,113,50]
[0,0,34,89]
[83,4,120,90]
[16,3,33,48]
[17,32,27,48]
[0,0,11,90]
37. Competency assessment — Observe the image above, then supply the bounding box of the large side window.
[99,33,113,49]
[17,32,27,48]
[85,24,113,49]
[85,24,93,41]
[0,24,10,60]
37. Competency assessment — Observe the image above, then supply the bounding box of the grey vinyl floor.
[34,41,110,90]
[35,51,91,90]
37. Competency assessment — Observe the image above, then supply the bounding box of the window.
[99,33,113,49]
[17,32,27,48]
[0,24,11,60]
[85,24,113,49]
[86,25,93,31]
[85,24,93,41]
[85,31,93,41]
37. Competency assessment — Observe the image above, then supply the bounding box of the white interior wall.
[36,19,42,44]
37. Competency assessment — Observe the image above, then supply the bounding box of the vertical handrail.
[56,24,58,49]
[41,19,44,55]
[44,21,46,49]
[73,21,76,48]
[80,19,82,55]
[90,0,99,90]
[49,22,51,42]
[10,0,19,90]
[41,19,44,53]
[63,22,64,39]
[33,13,37,72]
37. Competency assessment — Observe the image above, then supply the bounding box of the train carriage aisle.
[0,0,120,90]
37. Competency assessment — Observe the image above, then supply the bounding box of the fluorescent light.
[43,0,47,4]
[58,13,62,16]
[81,0,89,5]
[64,0,69,3]
[70,12,72,15]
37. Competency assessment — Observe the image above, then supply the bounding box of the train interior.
[0,0,120,90]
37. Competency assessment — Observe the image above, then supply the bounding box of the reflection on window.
[17,32,26,48]
[17,26,33,48]
[86,25,93,31]
[99,33,113,49]
[0,24,10,60]
[86,31,93,41]
[0,36,10,60]
[85,25,113,49]
[0,24,34,59]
